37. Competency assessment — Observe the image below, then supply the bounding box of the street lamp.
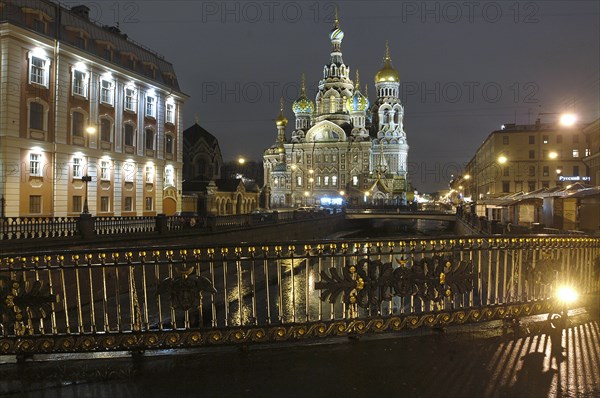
[81,175,92,214]
[559,114,577,127]
[238,157,246,165]
[497,156,508,164]
[548,151,558,160]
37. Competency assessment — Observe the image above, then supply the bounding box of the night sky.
[89,1,599,192]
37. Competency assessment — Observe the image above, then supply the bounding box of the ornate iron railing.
[0,217,79,240]
[0,236,598,355]
[94,217,156,235]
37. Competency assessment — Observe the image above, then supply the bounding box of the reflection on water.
[342,219,454,239]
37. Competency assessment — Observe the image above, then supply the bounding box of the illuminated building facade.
[263,16,410,208]
[0,1,187,217]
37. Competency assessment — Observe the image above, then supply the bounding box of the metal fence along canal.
[0,236,598,355]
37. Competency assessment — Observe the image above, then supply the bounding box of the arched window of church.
[330,97,336,113]
[393,111,399,125]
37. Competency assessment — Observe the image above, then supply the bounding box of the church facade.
[263,17,410,208]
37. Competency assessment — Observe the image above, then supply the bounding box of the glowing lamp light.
[308,169,314,174]
[556,286,578,305]
[497,156,508,164]
[548,151,558,160]
[464,174,471,180]
[339,190,345,196]
[32,47,47,58]
[308,178,314,183]
[303,191,309,197]
[238,157,246,165]
[291,164,297,171]
[86,126,96,134]
[30,146,43,154]
[559,114,577,127]
[364,191,370,197]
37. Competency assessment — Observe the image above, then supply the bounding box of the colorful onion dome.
[347,69,369,112]
[292,74,315,114]
[329,9,344,43]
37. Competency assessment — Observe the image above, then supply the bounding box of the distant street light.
[238,157,246,165]
[497,156,508,164]
[549,151,558,159]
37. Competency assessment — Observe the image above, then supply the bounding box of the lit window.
[72,111,84,137]
[572,149,579,158]
[124,197,133,211]
[100,160,110,181]
[145,95,156,117]
[352,175,359,186]
[316,176,321,186]
[29,195,42,214]
[166,103,175,124]
[165,135,174,154]
[273,177,278,187]
[29,102,44,130]
[164,165,174,186]
[72,70,87,97]
[100,196,110,212]
[72,196,82,212]
[145,197,153,211]
[100,118,112,142]
[73,157,83,178]
[145,165,154,183]
[29,55,49,86]
[324,176,329,186]
[543,135,549,144]
[124,162,135,182]
[543,166,549,177]
[145,128,154,150]
[585,148,591,156]
[29,153,41,176]
[124,87,137,112]
[332,175,338,186]
[124,124,135,147]
[296,175,302,187]
[100,79,114,105]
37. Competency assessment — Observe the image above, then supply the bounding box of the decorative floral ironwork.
[157,266,216,311]
[315,256,473,308]
[0,277,58,336]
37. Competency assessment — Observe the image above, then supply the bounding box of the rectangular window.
[503,167,509,177]
[100,79,114,105]
[29,102,44,130]
[585,148,591,157]
[29,153,41,176]
[145,165,154,183]
[316,176,321,186]
[324,176,330,186]
[556,134,563,144]
[30,56,47,86]
[125,88,137,112]
[352,175,359,186]
[543,135,549,144]
[164,166,174,186]
[332,175,338,186]
[528,166,535,176]
[73,157,83,178]
[72,70,87,97]
[100,160,110,181]
[100,119,111,142]
[542,181,549,189]
[529,136,535,145]
[573,135,579,144]
[124,162,135,182]
[100,196,109,212]
[72,111,84,137]
[124,197,133,212]
[502,181,510,193]
[145,96,155,117]
[29,195,42,214]
[145,129,154,150]
[165,135,173,154]
[529,150,535,159]
[72,196,82,213]
[543,166,549,177]
[124,124,135,147]
[573,166,579,176]
[528,182,536,192]
[145,197,153,211]
[166,103,175,124]
[572,149,579,158]
[503,136,509,145]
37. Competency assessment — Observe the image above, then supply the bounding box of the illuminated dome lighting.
[375,41,400,83]
[275,98,288,127]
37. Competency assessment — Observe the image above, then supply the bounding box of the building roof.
[183,123,219,147]
[2,0,182,92]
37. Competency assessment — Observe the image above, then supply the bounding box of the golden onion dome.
[375,41,400,84]
[275,98,288,127]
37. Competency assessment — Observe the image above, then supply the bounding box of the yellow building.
[0,1,187,217]
[455,120,590,203]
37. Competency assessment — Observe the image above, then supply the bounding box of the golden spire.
[385,40,391,61]
[334,7,339,28]
[301,73,306,96]
[276,97,288,127]
[364,84,369,98]
[355,69,361,90]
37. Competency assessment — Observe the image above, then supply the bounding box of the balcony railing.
[1,236,598,355]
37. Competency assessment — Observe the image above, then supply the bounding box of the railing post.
[207,215,216,231]
[78,213,95,239]
[156,213,167,234]
[272,210,279,222]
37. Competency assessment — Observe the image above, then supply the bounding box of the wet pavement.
[1,299,599,398]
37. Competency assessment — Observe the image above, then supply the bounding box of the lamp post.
[290,164,297,208]
[82,175,92,214]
